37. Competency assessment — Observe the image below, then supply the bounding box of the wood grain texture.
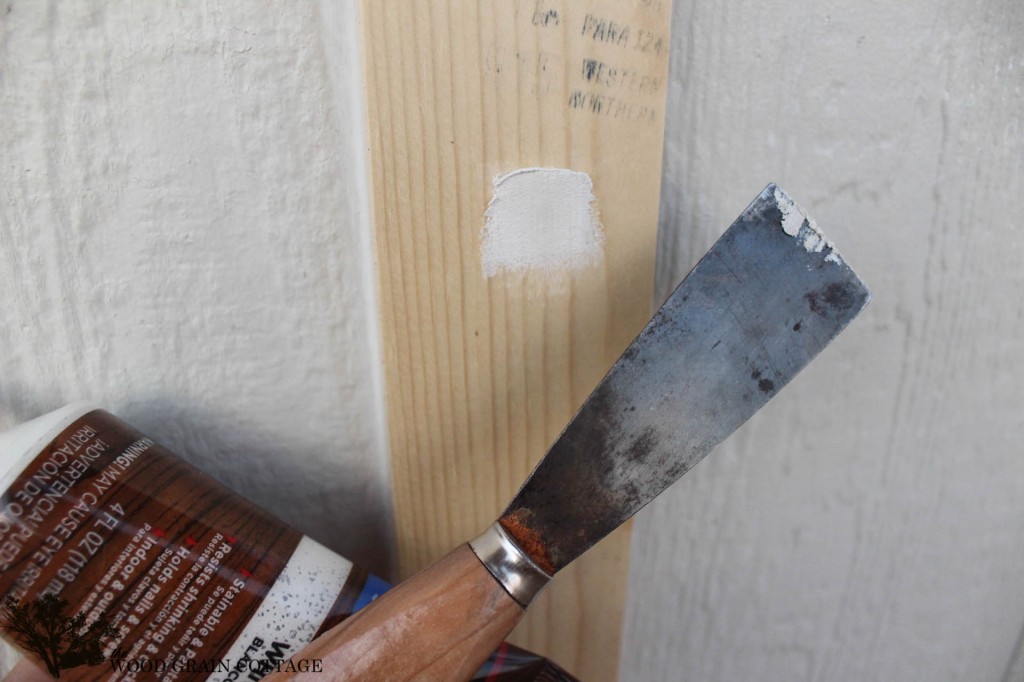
[357,1,672,678]
[265,545,523,682]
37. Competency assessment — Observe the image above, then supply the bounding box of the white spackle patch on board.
[481,168,604,277]
[772,186,844,264]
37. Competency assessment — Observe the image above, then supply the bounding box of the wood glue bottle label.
[0,406,386,681]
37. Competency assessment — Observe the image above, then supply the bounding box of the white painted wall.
[621,1,1024,681]
[0,1,393,579]
[2,1,1023,681]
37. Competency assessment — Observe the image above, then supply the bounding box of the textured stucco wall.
[0,0,392,581]
[621,1,1024,681]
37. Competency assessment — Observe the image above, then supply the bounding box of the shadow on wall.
[116,396,394,578]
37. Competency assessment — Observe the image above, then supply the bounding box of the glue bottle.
[0,404,381,681]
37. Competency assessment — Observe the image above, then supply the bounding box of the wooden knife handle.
[262,544,525,682]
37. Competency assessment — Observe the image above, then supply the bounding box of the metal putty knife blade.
[499,184,870,574]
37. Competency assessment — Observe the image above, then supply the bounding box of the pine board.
[357,1,672,678]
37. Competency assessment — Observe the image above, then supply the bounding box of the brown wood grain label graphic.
[0,410,302,680]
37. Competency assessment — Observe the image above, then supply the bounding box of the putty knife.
[266,184,870,681]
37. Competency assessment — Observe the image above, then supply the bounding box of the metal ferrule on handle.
[469,522,552,607]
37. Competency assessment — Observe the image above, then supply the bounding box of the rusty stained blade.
[499,184,870,574]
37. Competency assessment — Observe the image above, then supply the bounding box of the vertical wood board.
[358,2,672,678]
